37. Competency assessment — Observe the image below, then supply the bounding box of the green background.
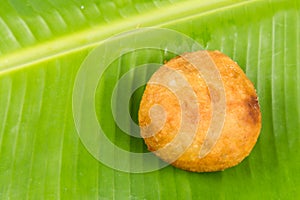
[0,0,299,199]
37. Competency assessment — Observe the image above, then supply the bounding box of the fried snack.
[138,50,261,172]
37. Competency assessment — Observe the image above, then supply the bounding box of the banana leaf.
[0,0,299,199]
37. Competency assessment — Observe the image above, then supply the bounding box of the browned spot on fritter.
[246,95,260,124]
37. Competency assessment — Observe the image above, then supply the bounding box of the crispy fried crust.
[138,50,261,172]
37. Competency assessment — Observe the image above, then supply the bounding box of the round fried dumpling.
[138,50,261,172]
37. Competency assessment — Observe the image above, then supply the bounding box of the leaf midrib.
[0,0,259,75]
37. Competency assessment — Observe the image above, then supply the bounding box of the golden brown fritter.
[138,50,261,172]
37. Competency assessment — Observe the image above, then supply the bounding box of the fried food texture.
[138,50,261,172]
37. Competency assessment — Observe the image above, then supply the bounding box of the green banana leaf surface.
[0,0,299,199]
